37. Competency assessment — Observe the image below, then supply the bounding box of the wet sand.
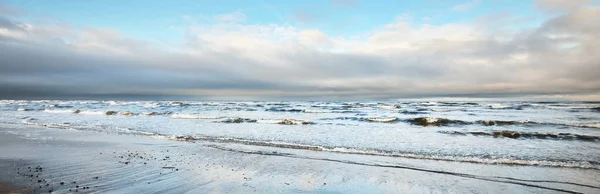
[0,182,27,194]
[0,124,598,193]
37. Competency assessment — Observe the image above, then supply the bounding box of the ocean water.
[1,100,599,169]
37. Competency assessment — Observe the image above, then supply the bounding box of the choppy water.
[1,100,599,169]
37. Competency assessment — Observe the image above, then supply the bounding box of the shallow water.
[1,100,599,169]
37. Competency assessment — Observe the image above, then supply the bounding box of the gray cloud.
[536,0,594,12]
[0,4,19,16]
[0,16,18,29]
[0,3,599,100]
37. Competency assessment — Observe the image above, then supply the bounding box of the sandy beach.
[0,124,598,194]
[2,0,600,192]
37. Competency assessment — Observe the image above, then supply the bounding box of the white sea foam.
[143,112,158,116]
[168,102,187,106]
[78,110,105,115]
[142,103,160,108]
[487,104,511,109]
[171,114,219,119]
[420,102,438,106]
[256,119,314,125]
[3,99,600,170]
[303,109,333,113]
[256,119,282,124]
[44,109,77,114]
[121,111,135,116]
[377,105,401,110]
[367,117,398,123]
[423,117,439,123]
[567,123,600,129]
[106,101,120,106]
[116,127,156,135]
[430,108,465,112]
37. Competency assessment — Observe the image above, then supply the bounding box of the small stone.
[105,111,118,115]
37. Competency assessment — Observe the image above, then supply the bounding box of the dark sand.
[0,182,27,194]
[0,124,598,193]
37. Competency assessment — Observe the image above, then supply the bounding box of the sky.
[0,0,599,100]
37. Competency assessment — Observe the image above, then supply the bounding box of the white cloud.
[213,10,247,23]
[452,0,480,12]
[181,14,193,21]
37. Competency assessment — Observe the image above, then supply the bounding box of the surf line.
[205,144,589,194]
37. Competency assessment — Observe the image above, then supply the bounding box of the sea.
[1,100,599,169]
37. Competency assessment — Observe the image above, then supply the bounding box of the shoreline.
[1,124,598,193]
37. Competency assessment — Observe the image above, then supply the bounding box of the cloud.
[1,4,599,100]
[536,0,594,12]
[291,10,318,24]
[452,0,480,12]
[213,10,247,23]
[0,4,20,16]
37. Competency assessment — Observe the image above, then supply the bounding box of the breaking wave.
[265,107,304,112]
[400,110,429,115]
[438,130,600,142]
[17,108,37,111]
[406,117,470,126]
[214,118,316,125]
[217,118,257,123]
[319,116,600,129]
[366,117,399,123]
